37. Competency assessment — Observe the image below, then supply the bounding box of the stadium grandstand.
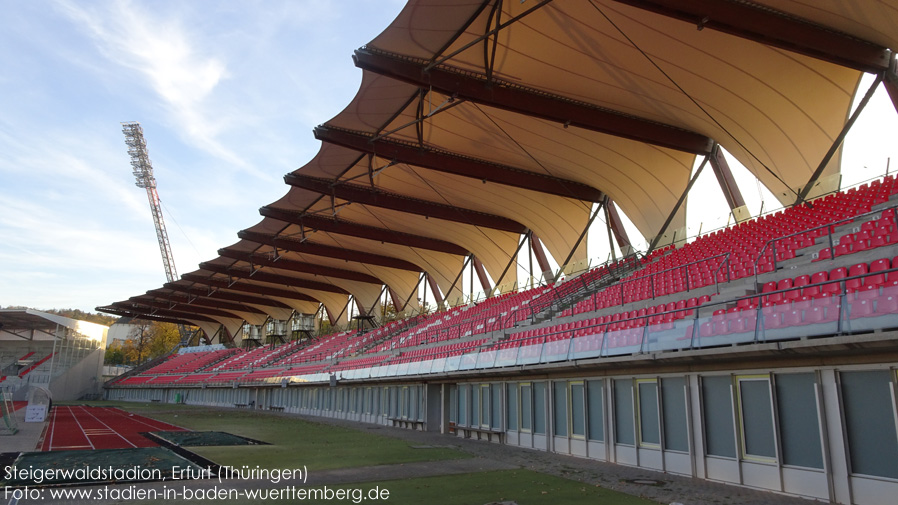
[98,1,898,504]
[0,309,107,401]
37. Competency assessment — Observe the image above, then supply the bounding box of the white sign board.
[24,404,48,423]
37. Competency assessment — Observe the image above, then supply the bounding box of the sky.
[0,0,406,312]
[1,0,897,314]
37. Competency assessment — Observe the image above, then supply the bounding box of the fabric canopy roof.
[99,0,898,341]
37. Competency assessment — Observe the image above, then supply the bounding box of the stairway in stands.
[526,253,645,325]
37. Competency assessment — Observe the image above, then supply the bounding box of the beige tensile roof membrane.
[99,0,898,340]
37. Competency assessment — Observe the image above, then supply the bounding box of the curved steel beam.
[238,230,422,272]
[313,125,605,202]
[613,0,891,73]
[218,247,383,285]
[162,282,295,309]
[353,48,713,154]
[285,173,526,233]
[260,206,469,256]
[199,261,351,294]
[180,273,322,303]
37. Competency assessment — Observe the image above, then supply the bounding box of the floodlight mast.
[121,121,178,284]
[121,121,194,347]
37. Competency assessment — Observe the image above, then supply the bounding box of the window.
[637,379,660,448]
[507,383,518,431]
[570,382,585,438]
[458,385,468,426]
[661,377,689,452]
[533,382,547,435]
[775,373,823,469]
[521,383,532,432]
[449,385,457,425]
[840,370,898,479]
[554,381,568,436]
[614,379,635,445]
[587,379,604,442]
[491,384,503,430]
[400,386,409,419]
[736,376,776,461]
[702,375,736,458]
[471,385,480,427]
[481,385,491,428]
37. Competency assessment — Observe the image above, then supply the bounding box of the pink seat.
[850,299,874,318]
[804,306,826,324]
[876,295,898,314]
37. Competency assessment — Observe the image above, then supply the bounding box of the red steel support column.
[709,144,747,219]
[530,233,555,284]
[471,256,492,296]
[426,273,445,307]
[606,200,632,252]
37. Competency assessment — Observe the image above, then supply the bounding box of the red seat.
[846,263,869,292]
[831,267,848,280]
[804,306,826,324]
[781,309,802,327]
[810,271,829,284]
[850,299,874,318]
[876,295,898,314]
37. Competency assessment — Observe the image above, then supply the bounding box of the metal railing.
[754,202,898,275]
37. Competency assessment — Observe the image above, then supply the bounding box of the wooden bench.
[386,416,425,431]
[268,405,285,412]
[455,425,504,443]
[234,403,248,408]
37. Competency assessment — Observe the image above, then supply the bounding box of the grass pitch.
[66,402,659,505]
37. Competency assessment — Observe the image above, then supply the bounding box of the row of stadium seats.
[113,176,898,385]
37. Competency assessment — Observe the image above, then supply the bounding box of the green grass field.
[65,402,659,505]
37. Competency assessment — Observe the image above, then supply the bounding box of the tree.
[104,344,126,366]
[121,321,180,365]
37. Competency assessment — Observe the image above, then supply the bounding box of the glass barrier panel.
[693,310,750,348]
[458,351,479,370]
[845,289,898,333]
[494,344,519,367]
[444,354,462,372]
[430,356,447,374]
[568,332,604,360]
[422,359,438,374]
[476,349,498,369]
[644,319,694,352]
[395,361,410,376]
[386,363,399,376]
[405,360,421,376]
[540,337,572,363]
[516,340,543,366]
[602,326,643,356]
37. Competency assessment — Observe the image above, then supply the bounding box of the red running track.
[40,406,187,451]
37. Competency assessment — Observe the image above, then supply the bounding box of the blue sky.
[2,0,897,314]
[0,0,405,312]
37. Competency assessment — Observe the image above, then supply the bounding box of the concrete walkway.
[1,404,45,453]
[296,414,821,505]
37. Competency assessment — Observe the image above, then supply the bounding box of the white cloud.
[54,0,252,171]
